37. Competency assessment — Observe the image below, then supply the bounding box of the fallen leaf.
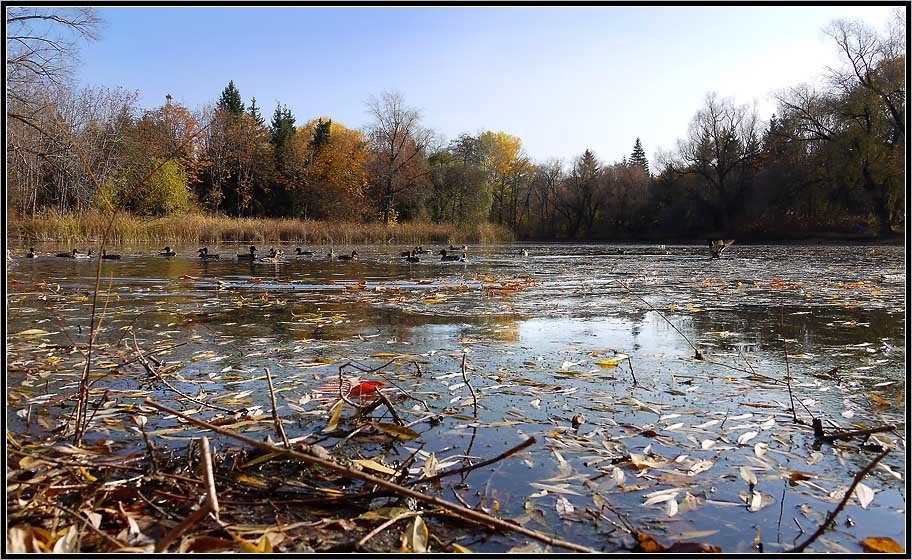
[860,537,904,553]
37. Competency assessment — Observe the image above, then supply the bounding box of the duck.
[57,248,92,259]
[708,239,735,258]
[521,249,529,257]
[337,250,358,261]
[294,247,314,256]
[327,248,336,259]
[26,248,37,258]
[449,244,468,251]
[415,246,431,255]
[198,247,220,260]
[400,249,413,257]
[439,249,461,262]
[404,251,420,263]
[237,245,257,260]
[101,249,121,260]
[159,246,176,257]
[257,247,286,263]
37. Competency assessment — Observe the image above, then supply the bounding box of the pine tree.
[218,80,244,116]
[629,137,650,176]
[311,118,332,152]
[248,97,265,126]
[270,103,296,149]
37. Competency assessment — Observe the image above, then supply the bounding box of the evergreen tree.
[270,103,296,149]
[629,137,650,176]
[218,80,244,116]
[311,118,332,153]
[247,97,265,126]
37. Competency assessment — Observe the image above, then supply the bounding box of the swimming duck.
[57,248,92,259]
[237,245,257,260]
[101,249,121,260]
[449,244,468,251]
[159,246,176,257]
[415,246,430,255]
[26,248,37,258]
[294,247,314,256]
[521,249,529,257]
[337,250,358,261]
[404,251,420,263]
[198,247,220,260]
[400,249,413,257]
[439,249,461,262]
[327,248,336,259]
[708,239,735,258]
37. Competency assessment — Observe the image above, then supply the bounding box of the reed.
[9,210,514,245]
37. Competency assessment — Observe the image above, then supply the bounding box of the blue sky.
[76,6,897,165]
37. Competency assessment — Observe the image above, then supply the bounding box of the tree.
[247,97,265,126]
[478,131,532,229]
[664,93,762,233]
[365,91,433,224]
[629,137,650,176]
[557,149,605,237]
[217,80,244,116]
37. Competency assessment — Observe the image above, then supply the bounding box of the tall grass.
[9,210,514,245]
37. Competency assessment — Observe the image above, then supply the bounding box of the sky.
[75,6,898,166]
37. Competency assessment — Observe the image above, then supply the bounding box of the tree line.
[6,8,904,238]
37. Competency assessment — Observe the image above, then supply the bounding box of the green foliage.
[248,97,265,126]
[102,159,192,216]
[270,103,296,150]
[218,80,244,116]
[629,138,650,176]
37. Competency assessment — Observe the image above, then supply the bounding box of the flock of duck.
[20,240,733,262]
[21,244,475,264]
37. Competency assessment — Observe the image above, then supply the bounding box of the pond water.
[6,242,907,552]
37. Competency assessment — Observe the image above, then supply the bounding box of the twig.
[43,501,127,550]
[786,448,890,553]
[621,283,703,359]
[780,306,799,423]
[264,367,289,447]
[625,355,637,385]
[133,332,240,415]
[461,353,478,415]
[816,423,897,443]
[376,392,405,426]
[357,510,425,549]
[154,502,211,553]
[200,436,220,522]
[143,398,596,553]
[408,437,536,487]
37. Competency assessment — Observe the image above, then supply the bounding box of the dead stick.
[621,283,703,360]
[376,392,404,426]
[357,510,425,549]
[461,353,478,414]
[780,306,799,422]
[408,437,536,487]
[819,424,897,443]
[786,448,890,553]
[626,356,637,385]
[200,436,220,522]
[264,367,289,447]
[143,398,596,553]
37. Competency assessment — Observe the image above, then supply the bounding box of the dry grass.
[8,210,513,245]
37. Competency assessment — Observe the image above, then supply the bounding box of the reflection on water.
[6,242,906,552]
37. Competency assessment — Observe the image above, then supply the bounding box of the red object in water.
[348,380,386,397]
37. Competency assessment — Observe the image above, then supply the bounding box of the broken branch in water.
[813,419,898,443]
[142,398,596,553]
[264,367,290,447]
[461,352,478,414]
[407,436,536,487]
[154,436,220,552]
[620,282,703,360]
[786,448,890,553]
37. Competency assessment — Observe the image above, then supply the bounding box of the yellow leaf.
[596,359,620,368]
[12,329,51,338]
[370,352,400,359]
[235,474,269,488]
[408,515,428,553]
[352,458,397,476]
[372,422,420,441]
[78,467,97,482]
[323,399,344,433]
[860,537,904,553]
[452,543,473,553]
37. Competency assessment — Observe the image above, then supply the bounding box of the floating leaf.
[352,458,397,476]
[322,399,344,433]
[739,466,757,488]
[860,537,904,553]
[737,431,758,445]
[855,482,875,509]
[373,422,419,441]
[12,329,51,338]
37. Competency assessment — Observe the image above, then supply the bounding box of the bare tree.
[365,91,433,223]
[665,93,762,233]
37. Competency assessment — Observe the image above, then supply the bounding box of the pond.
[6,242,906,553]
